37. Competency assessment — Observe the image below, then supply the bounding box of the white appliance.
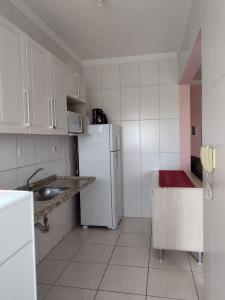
[67,111,83,134]
[78,124,122,229]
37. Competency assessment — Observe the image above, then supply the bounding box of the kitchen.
[2,0,225,299]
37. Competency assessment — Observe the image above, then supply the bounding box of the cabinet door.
[66,66,79,99]
[79,76,87,103]
[50,55,67,135]
[28,38,52,134]
[0,17,28,134]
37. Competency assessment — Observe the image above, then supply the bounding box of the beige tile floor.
[37,217,203,300]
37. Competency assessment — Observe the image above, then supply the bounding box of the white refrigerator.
[78,124,122,229]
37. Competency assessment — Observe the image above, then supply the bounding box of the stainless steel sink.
[34,187,69,201]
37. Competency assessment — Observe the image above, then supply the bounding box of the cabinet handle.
[24,89,30,127]
[53,98,56,129]
[49,97,54,129]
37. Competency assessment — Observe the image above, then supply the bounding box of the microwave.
[67,111,83,134]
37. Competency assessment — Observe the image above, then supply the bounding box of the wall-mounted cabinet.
[50,55,67,135]
[66,66,79,100]
[0,17,29,134]
[27,38,51,135]
[0,15,68,136]
[66,66,87,103]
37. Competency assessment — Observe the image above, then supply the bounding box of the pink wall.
[180,85,191,170]
[190,85,202,157]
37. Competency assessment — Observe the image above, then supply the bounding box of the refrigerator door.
[79,125,113,228]
[110,150,122,229]
[110,124,121,151]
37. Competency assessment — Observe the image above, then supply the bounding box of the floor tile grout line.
[41,233,86,300]
[39,218,152,299]
[93,218,126,300]
[188,255,200,300]
[145,244,151,297]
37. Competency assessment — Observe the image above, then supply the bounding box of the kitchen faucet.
[26,168,47,191]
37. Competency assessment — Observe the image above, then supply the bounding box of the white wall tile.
[121,87,139,120]
[123,186,142,217]
[17,135,36,167]
[102,64,120,88]
[160,153,180,170]
[140,85,159,120]
[34,136,50,163]
[140,60,159,86]
[121,121,140,154]
[83,57,180,218]
[160,84,179,119]
[0,169,18,189]
[160,119,179,152]
[140,120,159,153]
[87,90,103,109]
[122,154,141,186]
[102,88,120,122]
[142,187,152,218]
[120,62,139,87]
[83,65,102,90]
[49,136,64,160]
[50,159,66,177]
[159,59,178,84]
[0,135,17,171]
[141,154,159,186]
[18,165,36,187]
[35,162,50,180]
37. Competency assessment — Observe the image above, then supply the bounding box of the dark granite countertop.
[19,175,95,223]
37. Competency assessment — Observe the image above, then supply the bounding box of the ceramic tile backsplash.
[83,57,180,217]
[0,134,75,189]
[0,135,17,171]
[121,87,139,121]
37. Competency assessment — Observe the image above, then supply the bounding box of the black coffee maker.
[92,108,108,124]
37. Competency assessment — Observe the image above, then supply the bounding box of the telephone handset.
[200,145,215,174]
[200,145,216,200]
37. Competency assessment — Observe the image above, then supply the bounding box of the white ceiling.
[20,0,192,60]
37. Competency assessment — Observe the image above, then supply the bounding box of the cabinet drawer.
[0,194,33,265]
[0,242,36,300]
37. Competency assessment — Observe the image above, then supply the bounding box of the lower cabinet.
[0,243,37,300]
[0,191,36,300]
[35,197,76,264]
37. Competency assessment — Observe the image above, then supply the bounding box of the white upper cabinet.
[0,17,29,134]
[78,76,87,102]
[66,65,87,103]
[27,38,52,134]
[50,55,68,135]
[0,16,84,136]
[66,65,79,99]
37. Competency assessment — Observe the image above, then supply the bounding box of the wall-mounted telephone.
[200,145,216,200]
[200,145,216,174]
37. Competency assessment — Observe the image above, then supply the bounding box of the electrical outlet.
[17,148,27,157]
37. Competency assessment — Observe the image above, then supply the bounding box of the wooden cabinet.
[50,55,68,135]
[79,76,87,103]
[27,40,67,135]
[66,66,87,103]
[0,16,29,134]
[66,66,79,99]
[0,15,85,136]
[28,38,52,134]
